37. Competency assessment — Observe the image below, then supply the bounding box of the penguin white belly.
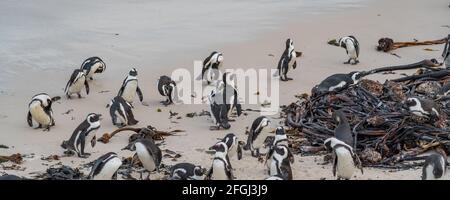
[212,160,228,180]
[336,149,356,179]
[136,143,156,172]
[288,52,296,68]
[86,64,100,79]
[121,81,137,103]
[205,68,214,83]
[68,77,86,94]
[269,159,279,176]
[30,103,51,126]
[329,81,347,92]
[347,45,357,59]
[93,157,122,180]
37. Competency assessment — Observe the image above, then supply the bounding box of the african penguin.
[122,138,162,180]
[61,113,102,158]
[422,152,447,180]
[27,93,59,131]
[169,163,205,180]
[332,110,354,147]
[107,96,139,127]
[208,89,231,130]
[157,75,178,106]
[80,56,106,80]
[220,72,242,118]
[88,152,122,180]
[443,35,450,68]
[64,69,89,99]
[311,71,363,96]
[405,97,440,120]
[324,137,363,180]
[199,51,223,85]
[205,142,234,180]
[338,36,360,65]
[268,145,294,180]
[243,116,271,157]
[276,38,299,81]
[265,127,289,170]
[118,68,144,104]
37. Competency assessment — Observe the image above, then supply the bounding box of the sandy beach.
[1,0,450,180]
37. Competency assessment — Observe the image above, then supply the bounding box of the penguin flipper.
[85,79,90,95]
[79,133,87,157]
[332,154,338,177]
[27,111,33,127]
[136,86,144,102]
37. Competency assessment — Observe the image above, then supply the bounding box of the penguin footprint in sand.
[64,69,89,99]
[61,113,102,158]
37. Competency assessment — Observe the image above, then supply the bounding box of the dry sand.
[1,0,450,180]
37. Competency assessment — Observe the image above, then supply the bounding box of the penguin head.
[275,126,285,136]
[405,97,419,108]
[223,133,237,146]
[129,68,138,76]
[217,53,224,63]
[122,142,136,151]
[331,110,346,124]
[210,142,228,154]
[285,38,294,50]
[349,71,363,84]
[87,113,102,123]
[194,166,206,177]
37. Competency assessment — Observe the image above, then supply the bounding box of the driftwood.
[0,154,22,164]
[97,125,184,144]
[377,37,448,52]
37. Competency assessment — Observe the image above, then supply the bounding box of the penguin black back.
[332,110,354,147]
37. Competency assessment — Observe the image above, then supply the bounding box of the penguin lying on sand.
[27,93,60,131]
[122,138,162,180]
[88,152,122,180]
[405,97,440,120]
[61,113,102,158]
[338,36,360,65]
[422,152,447,180]
[311,71,363,96]
[64,69,89,99]
[169,163,206,180]
[118,68,144,105]
[80,56,106,80]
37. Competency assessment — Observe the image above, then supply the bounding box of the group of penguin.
[22,34,450,180]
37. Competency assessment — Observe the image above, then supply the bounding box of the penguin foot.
[286,77,293,81]
[66,95,71,99]
[43,127,51,132]
[80,153,91,158]
[209,126,220,131]
[77,94,82,98]
[343,61,351,64]
[90,77,93,80]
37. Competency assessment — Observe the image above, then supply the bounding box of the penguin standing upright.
[268,145,294,180]
[243,116,271,156]
[169,163,205,180]
[422,152,447,180]
[324,137,363,180]
[107,96,139,127]
[218,133,241,159]
[276,38,300,81]
[332,110,354,147]
[27,93,59,131]
[157,75,178,106]
[205,142,234,180]
[118,68,143,105]
[80,56,106,80]
[265,127,289,171]
[311,71,363,96]
[442,35,450,68]
[338,36,360,65]
[122,138,162,180]
[405,97,440,120]
[61,113,102,158]
[199,51,223,85]
[208,89,231,130]
[88,152,122,180]
[64,69,89,99]
[220,72,242,119]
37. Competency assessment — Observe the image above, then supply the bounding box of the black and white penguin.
[80,56,106,80]
[332,110,354,147]
[265,127,289,170]
[157,75,177,106]
[220,72,242,118]
[205,142,233,180]
[64,69,89,99]
[422,152,447,180]
[268,145,294,180]
[122,138,162,180]
[199,51,223,85]
[276,38,300,81]
[311,71,363,96]
[88,152,122,180]
[405,97,440,119]
[208,89,231,130]
[442,35,450,68]
[243,116,271,156]
[107,96,139,127]
[61,113,102,158]
[324,137,363,180]
[27,93,59,131]
[169,163,205,180]
[118,68,144,104]
[338,36,360,65]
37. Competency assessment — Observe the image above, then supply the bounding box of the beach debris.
[261,100,271,107]
[283,59,450,167]
[41,155,60,162]
[185,110,211,118]
[97,125,184,144]
[327,39,339,46]
[98,90,110,93]
[0,153,23,164]
[36,165,84,180]
[157,108,162,112]
[0,144,8,149]
[62,109,74,115]
[377,37,448,52]
[169,110,178,119]
[423,48,439,51]
[268,54,275,57]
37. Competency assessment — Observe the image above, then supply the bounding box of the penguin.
[268,145,294,180]
[265,127,289,170]
[332,110,354,147]
[422,152,447,180]
[338,36,360,65]
[243,116,271,157]
[311,71,363,96]
[442,35,450,68]
[219,133,240,159]
[61,113,102,158]
[88,152,122,180]
[107,96,139,127]
[199,51,223,85]
[64,69,89,99]
[405,97,440,119]
[276,38,299,81]
[205,142,234,180]
[27,93,59,131]
[324,137,363,180]
[122,138,162,180]
[80,56,106,80]
[157,75,177,106]
[169,163,205,180]
[118,68,144,105]
[208,89,231,130]
[220,72,242,119]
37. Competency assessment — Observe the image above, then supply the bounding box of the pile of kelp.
[283,59,450,167]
